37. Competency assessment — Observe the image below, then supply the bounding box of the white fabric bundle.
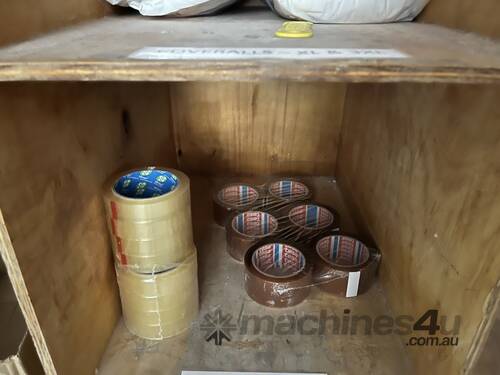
[264,0,430,23]
[107,0,239,16]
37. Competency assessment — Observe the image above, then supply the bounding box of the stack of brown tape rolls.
[213,179,312,227]
[244,240,312,308]
[226,211,279,262]
[103,167,198,340]
[215,178,380,307]
[254,179,313,216]
[218,179,318,262]
[213,183,262,226]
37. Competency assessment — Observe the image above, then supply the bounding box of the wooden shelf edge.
[0,61,499,83]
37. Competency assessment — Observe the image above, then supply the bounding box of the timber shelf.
[0,8,499,83]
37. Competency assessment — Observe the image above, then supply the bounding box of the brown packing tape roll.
[103,167,194,271]
[277,202,339,244]
[115,251,199,340]
[244,240,312,308]
[245,179,313,217]
[265,178,312,204]
[213,183,261,227]
[312,235,380,298]
[226,211,279,262]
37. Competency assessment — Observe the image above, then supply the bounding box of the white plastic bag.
[106,0,239,17]
[264,0,430,23]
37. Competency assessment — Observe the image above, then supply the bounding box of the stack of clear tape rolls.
[214,178,381,307]
[103,167,198,339]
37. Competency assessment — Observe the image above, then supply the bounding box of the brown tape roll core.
[245,179,312,217]
[225,211,279,262]
[312,235,380,298]
[277,202,338,244]
[316,235,370,270]
[267,179,312,202]
[213,183,261,227]
[244,240,312,308]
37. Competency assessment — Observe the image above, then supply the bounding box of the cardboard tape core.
[268,180,309,200]
[252,243,305,279]
[232,211,278,238]
[316,235,370,268]
[288,204,334,229]
[218,184,259,207]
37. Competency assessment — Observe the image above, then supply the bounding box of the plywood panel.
[336,83,500,375]
[170,81,346,176]
[470,306,500,374]
[0,1,111,47]
[0,10,500,83]
[0,82,176,375]
[418,0,500,39]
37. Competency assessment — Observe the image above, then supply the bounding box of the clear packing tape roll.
[116,251,199,339]
[103,167,194,272]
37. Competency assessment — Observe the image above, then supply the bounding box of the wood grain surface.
[0,0,111,47]
[170,81,346,176]
[0,10,499,83]
[419,0,500,39]
[0,82,177,375]
[337,82,500,375]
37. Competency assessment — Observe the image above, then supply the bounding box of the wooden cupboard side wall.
[170,81,346,176]
[418,0,500,39]
[0,82,177,375]
[0,1,111,47]
[336,83,500,375]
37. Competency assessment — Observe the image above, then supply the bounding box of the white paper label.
[129,47,408,60]
[182,372,327,375]
[346,271,361,298]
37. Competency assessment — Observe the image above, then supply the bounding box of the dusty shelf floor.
[98,177,411,374]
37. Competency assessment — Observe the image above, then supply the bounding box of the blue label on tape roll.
[113,168,178,199]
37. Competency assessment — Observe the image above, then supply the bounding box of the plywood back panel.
[170,81,346,176]
[337,83,500,375]
[0,0,111,47]
[418,0,500,39]
[0,82,176,375]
